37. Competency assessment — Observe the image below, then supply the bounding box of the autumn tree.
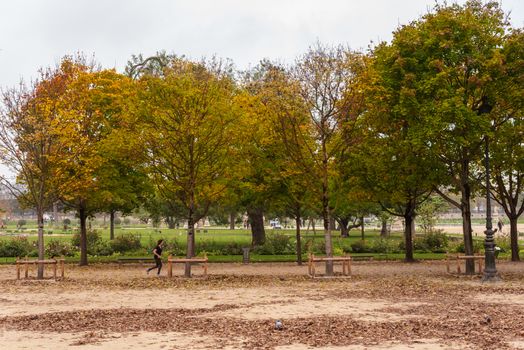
[278,44,363,275]
[48,58,137,266]
[370,1,513,272]
[136,56,236,277]
[0,67,65,278]
[488,29,524,261]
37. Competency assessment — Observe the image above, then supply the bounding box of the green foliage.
[113,217,122,225]
[17,219,27,229]
[417,197,448,233]
[371,238,400,254]
[411,231,449,253]
[110,234,142,253]
[350,240,373,253]
[253,233,293,255]
[449,239,484,254]
[45,240,76,257]
[71,229,102,255]
[0,237,35,257]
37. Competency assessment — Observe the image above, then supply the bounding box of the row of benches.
[14,253,489,280]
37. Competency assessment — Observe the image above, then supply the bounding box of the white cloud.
[0,0,522,87]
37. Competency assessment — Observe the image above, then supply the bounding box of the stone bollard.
[242,247,250,264]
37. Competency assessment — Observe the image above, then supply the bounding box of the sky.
[0,0,523,88]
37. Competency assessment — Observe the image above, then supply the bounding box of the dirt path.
[0,261,523,349]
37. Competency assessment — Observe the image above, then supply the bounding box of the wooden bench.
[445,254,484,274]
[167,254,208,277]
[117,257,155,266]
[16,257,65,280]
[308,253,351,277]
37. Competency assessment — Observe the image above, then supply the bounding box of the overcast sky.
[0,0,523,88]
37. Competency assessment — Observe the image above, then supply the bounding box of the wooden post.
[348,257,352,276]
[53,259,57,280]
[456,256,461,274]
[24,256,29,278]
[60,258,65,278]
[16,260,20,280]
[446,254,450,273]
[203,253,208,276]
[168,255,173,278]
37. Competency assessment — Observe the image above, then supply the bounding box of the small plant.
[113,217,122,226]
[17,219,27,230]
[123,217,131,225]
[71,229,101,255]
[0,237,34,257]
[63,218,71,230]
[110,234,142,253]
[45,240,76,257]
[350,240,372,253]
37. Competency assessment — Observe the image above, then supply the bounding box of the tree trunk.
[322,186,334,276]
[37,208,45,279]
[296,216,302,266]
[380,219,389,237]
[53,202,58,229]
[109,210,115,240]
[229,212,236,230]
[360,215,365,240]
[404,213,415,262]
[248,207,265,246]
[461,182,475,274]
[509,216,520,262]
[185,213,195,278]
[329,216,336,231]
[339,218,349,238]
[79,205,88,266]
[166,216,176,229]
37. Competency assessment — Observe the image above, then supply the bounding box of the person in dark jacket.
[147,239,164,276]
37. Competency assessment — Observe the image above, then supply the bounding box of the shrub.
[63,218,71,230]
[371,238,399,254]
[253,233,293,255]
[110,234,142,253]
[449,239,484,254]
[0,237,34,257]
[93,240,114,256]
[123,217,131,225]
[350,240,372,253]
[422,231,449,252]
[45,240,76,257]
[162,238,185,256]
[113,217,122,225]
[71,229,101,255]
[494,237,511,252]
[17,219,27,229]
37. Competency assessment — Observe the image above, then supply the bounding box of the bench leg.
[53,262,57,280]
[61,260,65,278]
[16,263,20,280]
[25,262,29,279]
[457,258,461,274]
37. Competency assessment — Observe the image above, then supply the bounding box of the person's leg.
[157,259,162,275]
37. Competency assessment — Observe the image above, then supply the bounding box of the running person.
[147,239,164,275]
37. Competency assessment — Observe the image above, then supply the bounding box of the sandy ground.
[0,261,523,349]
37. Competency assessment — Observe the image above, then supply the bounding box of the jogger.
[147,239,164,275]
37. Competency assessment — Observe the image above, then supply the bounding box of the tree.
[49,58,136,266]
[370,1,512,272]
[488,29,524,261]
[137,56,236,277]
[278,44,360,275]
[0,67,64,278]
